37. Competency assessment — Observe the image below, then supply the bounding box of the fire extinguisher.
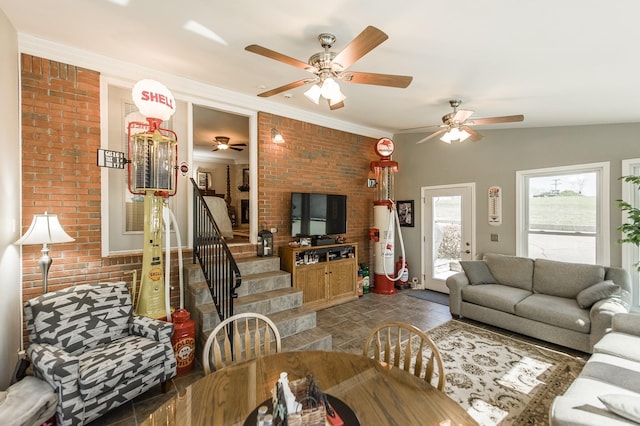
[395,256,410,290]
[171,308,196,375]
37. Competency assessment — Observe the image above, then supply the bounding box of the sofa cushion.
[483,253,534,291]
[459,260,496,285]
[78,334,167,400]
[580,353,640,393]
[532,258,605,298]
[576,280,620,309]
[515,294,591,333]
[594,332,640,363]
[462,284,531,314]
[599,394,640,423]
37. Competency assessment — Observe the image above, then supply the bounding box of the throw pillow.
[599,394,640,423]
[576,280,620,309]
[459,261,496,285]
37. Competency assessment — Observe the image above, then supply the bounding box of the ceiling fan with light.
[245,26,413,110]
[406,100,524,144]
[211,136,246,152]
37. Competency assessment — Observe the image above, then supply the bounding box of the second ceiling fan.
[245,26,413,110]
[408,100,524,144]
[211,136,246,152]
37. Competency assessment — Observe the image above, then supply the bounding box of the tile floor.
[88,290,585,425]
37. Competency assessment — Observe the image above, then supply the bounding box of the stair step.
[236,256,281,276]
[235,270,291,297]
[268,306,317,338]
[235,287,302,316]
[282,327,333,352]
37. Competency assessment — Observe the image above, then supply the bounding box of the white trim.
[621,158,640,312]
[516,161,610,265]
[17,33,390,139]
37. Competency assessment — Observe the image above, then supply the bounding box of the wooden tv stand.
[280,242,358,310]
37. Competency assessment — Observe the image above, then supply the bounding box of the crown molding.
[18,34,391,139]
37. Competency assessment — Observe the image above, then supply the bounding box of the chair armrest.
[129,315,174,343]
[611,312,640,336]
[446,272,470,316]
[589,291,631,350]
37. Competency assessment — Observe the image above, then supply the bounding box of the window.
[516,162,609,265]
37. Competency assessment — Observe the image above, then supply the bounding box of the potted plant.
[617,175,640,269]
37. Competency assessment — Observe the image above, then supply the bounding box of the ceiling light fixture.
[214,136,230,150]
[440,127,471,144]
[271,128,285,144]
[304,74,346,106]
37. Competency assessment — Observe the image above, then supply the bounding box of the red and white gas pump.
[370,138,408,294]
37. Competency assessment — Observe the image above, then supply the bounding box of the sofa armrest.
[446,272,470,316]
[27,342,82,425]
[611,312,640,336]
[589,292,631,350]
[129,315,174,343]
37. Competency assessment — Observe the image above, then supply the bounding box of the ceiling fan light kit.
[245,26,413,110]
[408,99,525,145]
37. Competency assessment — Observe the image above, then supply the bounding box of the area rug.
[406,289,449,306]
[404,320,586,425]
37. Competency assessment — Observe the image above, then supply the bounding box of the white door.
[421,183,475,293]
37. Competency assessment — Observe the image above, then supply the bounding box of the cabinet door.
[296,265,327,305]
[328,261,356,298]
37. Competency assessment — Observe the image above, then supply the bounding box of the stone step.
[282,327,333,352]
[235,270,291,297]
[267,306,317,338]
[236,256,281,276]
[234,287,302,316]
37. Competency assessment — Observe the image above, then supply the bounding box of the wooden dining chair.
[202,312,282,374]
[363,321,446,391]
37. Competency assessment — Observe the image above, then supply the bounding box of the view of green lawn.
[529,195,596,230]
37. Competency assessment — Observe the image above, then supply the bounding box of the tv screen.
[291,192,347,237]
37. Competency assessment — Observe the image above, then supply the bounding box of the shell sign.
[132,79,176,121]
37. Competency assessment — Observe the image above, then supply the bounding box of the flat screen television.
[291,192,347,237]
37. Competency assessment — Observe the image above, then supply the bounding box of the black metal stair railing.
[191,178,241,322]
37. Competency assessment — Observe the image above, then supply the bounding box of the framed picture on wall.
[397,200,414,227]
[197,172,210,189]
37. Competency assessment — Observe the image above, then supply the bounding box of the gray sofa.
[550,312,640,425]
[446,253,631,353]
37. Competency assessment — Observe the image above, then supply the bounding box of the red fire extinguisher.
[395,256,410,290]
[171,308,196,375]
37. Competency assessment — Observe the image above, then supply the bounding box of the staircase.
[184,255,332,364]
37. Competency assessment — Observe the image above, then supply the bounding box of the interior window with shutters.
[516,162,609,265]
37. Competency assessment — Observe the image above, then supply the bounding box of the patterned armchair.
[24,281,177,426]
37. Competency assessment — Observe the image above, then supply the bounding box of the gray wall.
[393,122,640,276]
[0,8,22,389]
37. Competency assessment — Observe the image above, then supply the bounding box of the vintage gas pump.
[369,137,407,294]
[127,79,179,320]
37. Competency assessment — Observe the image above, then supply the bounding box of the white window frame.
[516,162,610,265]
[621,158,640,312]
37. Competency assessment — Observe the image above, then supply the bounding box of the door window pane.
[433,196,462,279]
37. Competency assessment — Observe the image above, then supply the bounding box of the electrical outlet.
[491,233,499,242]
[270,227,278,233]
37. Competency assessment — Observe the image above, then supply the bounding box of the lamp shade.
[15,213,75,246]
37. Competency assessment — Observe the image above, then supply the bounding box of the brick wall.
[257,113,378,266]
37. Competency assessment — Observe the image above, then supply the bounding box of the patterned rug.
[408,320,586,425]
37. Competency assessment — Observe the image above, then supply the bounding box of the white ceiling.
[3,0,640,145]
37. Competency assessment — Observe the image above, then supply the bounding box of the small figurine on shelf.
[335,235,346,244]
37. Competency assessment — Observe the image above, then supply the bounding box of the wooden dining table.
[143,350,477,425]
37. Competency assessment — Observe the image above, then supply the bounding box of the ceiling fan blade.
[453,109,474,123]
[341,71,412,88]
[399,123,446,132]
[416,128,448,144]
[462,125,484,142]
[232,143,247,147]
[333,26,388,70]
[211,147,219,152]
[329,100,345,110]
[230,147,244,151]
[257,79,313,97]
[245,44,315,72]
[466,114,524,126]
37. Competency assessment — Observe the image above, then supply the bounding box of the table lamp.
[15,212,74,293]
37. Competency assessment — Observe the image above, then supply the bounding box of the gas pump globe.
[257,228,274,257]
[370,138,399,294]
